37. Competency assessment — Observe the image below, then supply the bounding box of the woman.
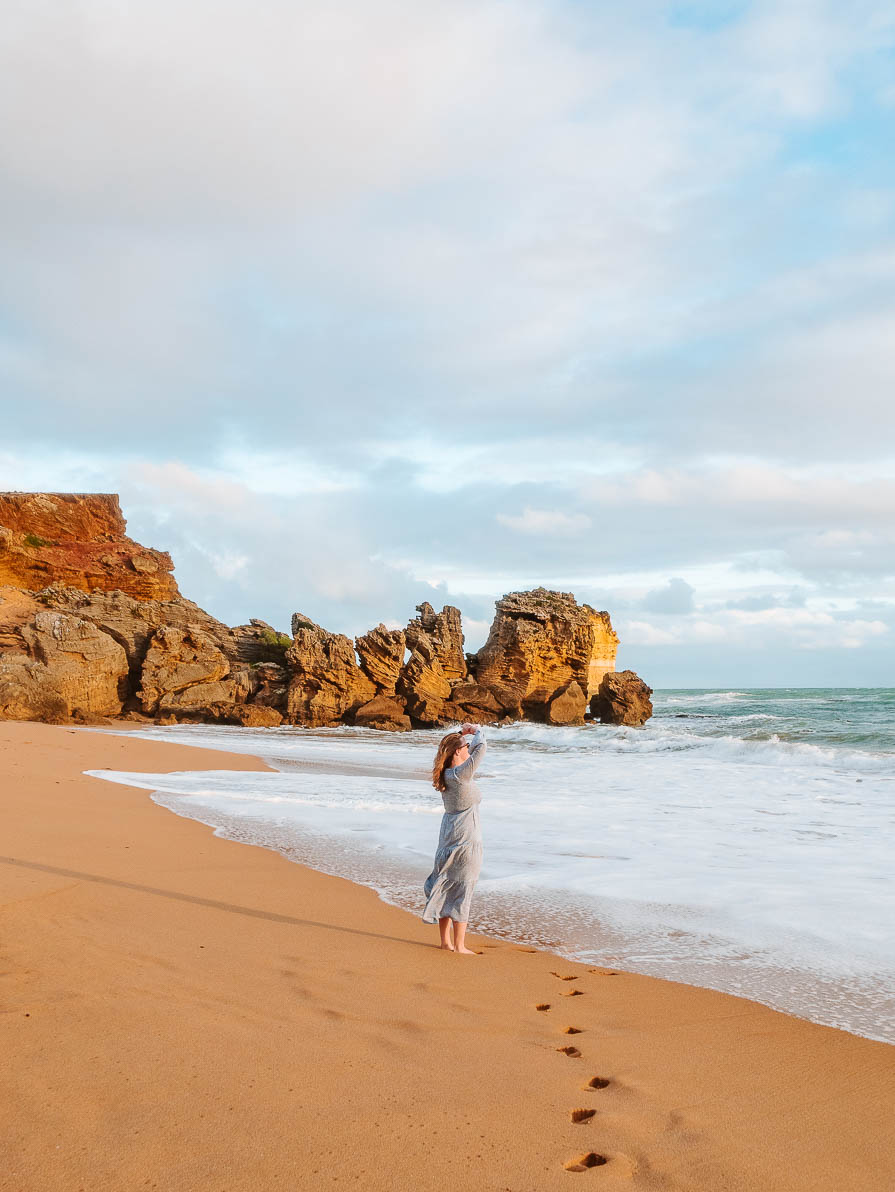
[422,721,486,954]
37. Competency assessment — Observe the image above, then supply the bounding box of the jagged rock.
[286,613,376,726]
[474,588,619,720]
[405,603,466,684]
[547,681,587,726]
[0,610,128,721]
[590,670,653,726]
[0,492,178,600]
[138,626,231,715]
[355,624,406,691]
[353,694,412,732]
[397,638,452,725]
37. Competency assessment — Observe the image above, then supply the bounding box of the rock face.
[36,586,235,670]
[286,613,376,727]
[0,610,128,721]
[0,492,650,730]
[590,669,653,726]
[473,588,618,720]
[405,603,466,684]
[138,626,233,716]
[355,624,406,692]
[0,493,178,601]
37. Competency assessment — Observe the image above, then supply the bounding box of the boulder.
[0,492,179,600]
[209,703,283,728]
[355,624,406,691]
[590,669,653,726]
[450,680,522,722]
[286,613,376,726]
[547,680,587,726]
[0,610,128,720]
[138,625,231,715]
[353,694,412,732]
[473,588,618,719]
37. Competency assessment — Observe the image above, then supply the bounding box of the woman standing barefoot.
[422,722,487,954]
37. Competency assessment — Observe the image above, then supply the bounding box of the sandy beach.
[2,722,893,1192]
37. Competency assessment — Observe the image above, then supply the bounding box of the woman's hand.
[460,722,479,735]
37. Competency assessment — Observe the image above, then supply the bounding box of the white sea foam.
[87,709,895,1043]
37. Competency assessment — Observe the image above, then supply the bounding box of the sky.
[1,0,894,686]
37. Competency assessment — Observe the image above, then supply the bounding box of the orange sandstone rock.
[473,588,618,720]
[0,493,178,601]
[0,610,128,721]
[286,614,376,727]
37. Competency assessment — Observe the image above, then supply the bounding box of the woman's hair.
[432,731,464,792]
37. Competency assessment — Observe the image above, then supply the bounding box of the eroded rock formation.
[0,493,178,601]
[590,670,653,726]
[473,588,619,720]
[355,624,406,692]
[138,626,233,716]
[286,613,376,727]
[0,610,128,721]
[0,493,651,730]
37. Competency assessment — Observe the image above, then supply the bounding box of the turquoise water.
[653,688,894,755]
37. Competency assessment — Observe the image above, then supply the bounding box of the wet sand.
[1,720,892,1191]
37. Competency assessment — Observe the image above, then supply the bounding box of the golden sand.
[1,721,892,1191]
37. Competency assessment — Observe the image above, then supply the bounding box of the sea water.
[88,689,895,1044]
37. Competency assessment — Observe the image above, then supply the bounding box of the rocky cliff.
[0,493,650,730]
[0,493,178,601]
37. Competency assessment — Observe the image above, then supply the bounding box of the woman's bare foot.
[451,921,477,954]
[439,943,455,951]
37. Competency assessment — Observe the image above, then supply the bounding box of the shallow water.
[88,689,895,1044]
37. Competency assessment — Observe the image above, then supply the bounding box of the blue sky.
[1,0,894,686]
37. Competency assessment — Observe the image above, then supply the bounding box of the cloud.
[496,508,592,536]
[1,0,894,684]
[642,577,695,614]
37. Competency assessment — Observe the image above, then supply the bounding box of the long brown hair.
[432,732,463,792]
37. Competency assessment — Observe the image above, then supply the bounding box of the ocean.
[89,688,895,1044]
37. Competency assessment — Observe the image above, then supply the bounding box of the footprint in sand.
[561,989,584,997]
[556,1045,582,1057]
[570,1108,596,1123]
[563,1152,607,1171]
[588,968,618,976]
[584,1076,610,1090]
[535,1003,551,1011]
[551,972,579,981]
[562,1026,583,1034]
[516,947,538,953]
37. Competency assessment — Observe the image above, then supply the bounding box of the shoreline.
[95,719,895,1047]
[2,722,893,1191]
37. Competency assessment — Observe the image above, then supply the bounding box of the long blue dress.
[422,729,486,924]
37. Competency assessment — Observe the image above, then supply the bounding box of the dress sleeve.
[455,728,487,776]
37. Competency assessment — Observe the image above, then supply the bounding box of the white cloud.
[496,508,592,536]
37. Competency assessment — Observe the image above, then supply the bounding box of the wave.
[493,719,893,772]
